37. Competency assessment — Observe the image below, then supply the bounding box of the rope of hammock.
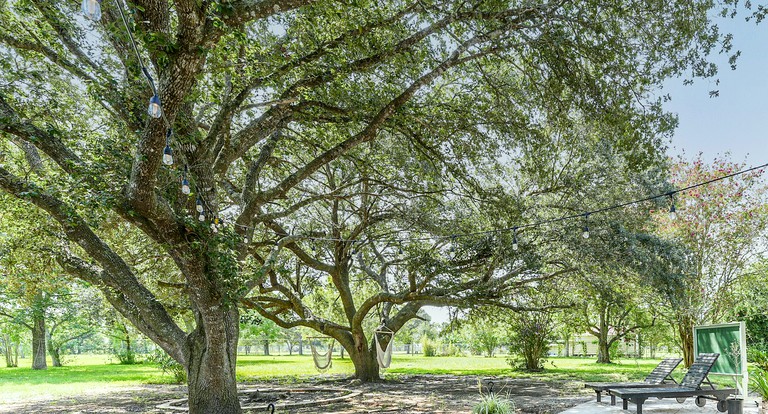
[374,328,394,369]
[310,338,335,372]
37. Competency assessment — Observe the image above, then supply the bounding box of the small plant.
[472,380,514,414]
[751,368,768,414]
[148,349,187,384]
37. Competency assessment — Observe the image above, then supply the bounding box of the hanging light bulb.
[195,198,204,213]
[81,0,102,21]
[198,212,205,221]
[148,95,162,118]
[162,144,173,165]
[668,193,677,220]
[214,216,221,229]
[582,225,590,239]
[180,165,190,194]
[512,227,519,251]
[210,222,218,233]
[243,236,249,244]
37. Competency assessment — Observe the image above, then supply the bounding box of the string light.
[148,95,162,118]
[198,211,206,221]
[195,198,204,213]
[181,166,190,195]
[668,193,677,220]
[512,227,519,251]
[162,129,173,165]
[228,153,761,248]
[81,0,102,21]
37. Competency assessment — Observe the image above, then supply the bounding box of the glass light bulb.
[195,199,203,213]
[148,95,162,118]
[582,229,590,239]
[162,145,173,165]
[244,237,249,244]
[82,0,102,21]
[181,178,190,195]
[669,205,677,220]
[198,213,205,221]
[512,242,518,251]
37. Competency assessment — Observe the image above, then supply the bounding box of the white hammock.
[374,330,394,369]
[310,339,334,372]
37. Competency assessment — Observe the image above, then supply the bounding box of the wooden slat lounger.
[584,357,683,404]
[609,353,737,414]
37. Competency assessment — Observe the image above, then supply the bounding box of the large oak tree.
[0,0,735,412]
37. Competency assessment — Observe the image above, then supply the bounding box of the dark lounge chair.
[584,357,683,403]
[609,353,737,414]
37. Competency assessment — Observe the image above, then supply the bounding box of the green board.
[694,324,743,375]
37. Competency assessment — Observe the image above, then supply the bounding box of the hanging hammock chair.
[309,338,335,373]
[374,328,395,369]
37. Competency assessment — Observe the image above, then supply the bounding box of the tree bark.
[596,309,612,364]
[185,306,242,414]
[677,316,695,367]
[263,340,269,356]
[2,335,17,367]
[32,313,47,370]
[48,343,62,367]
[349,343,380,382]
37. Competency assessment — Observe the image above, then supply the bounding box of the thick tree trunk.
[596,310,612,363]
[597,336,611,363]
[350,346,380,381]
[185,306,242,414]
[564,335,570,357]
[32,313,47,370]
[263,340,269,356]
[345,333,380,382]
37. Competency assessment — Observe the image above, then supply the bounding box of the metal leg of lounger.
[596,390,602,402]
[611,393,616,406]
[635,398,647,414]
[623,398,628,410]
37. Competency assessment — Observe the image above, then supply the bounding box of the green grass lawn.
[0,354,734,403]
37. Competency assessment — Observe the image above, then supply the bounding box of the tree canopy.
[0,0,739,412]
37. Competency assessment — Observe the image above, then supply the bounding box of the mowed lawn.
[0,354,665,403]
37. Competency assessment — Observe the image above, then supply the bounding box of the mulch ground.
[0,375,593,413]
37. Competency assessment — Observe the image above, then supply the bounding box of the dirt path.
[0,375,592,413]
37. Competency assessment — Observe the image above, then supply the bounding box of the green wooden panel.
[695,325,742,375]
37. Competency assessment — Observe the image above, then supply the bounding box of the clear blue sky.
[663,12,768,166]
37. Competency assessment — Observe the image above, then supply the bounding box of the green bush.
[422,338,437,357]
[506,311,553,371]
[148,349,187,384]
[748,349,768,370]
[750,368,768,401]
